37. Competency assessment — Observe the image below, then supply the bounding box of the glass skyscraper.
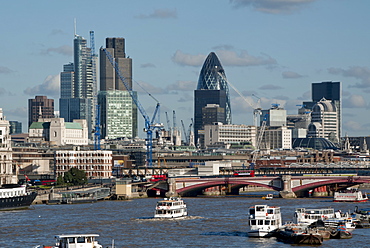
[59,33,96,138]
[194,52,231,146]
[98,37,137,139]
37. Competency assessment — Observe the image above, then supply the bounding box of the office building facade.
[204,122,256,147]
[194,52,231,146]
[303,81,341,140]
[99,37,137,140]
[59,33,96,138]
[28,96,54,128]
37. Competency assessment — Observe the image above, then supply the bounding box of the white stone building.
[204,122,256,147]
[0,108,17,184]
[261,126,292,150]
[29,118,88,146]
[54,149,113,179]
[307,98,339,143]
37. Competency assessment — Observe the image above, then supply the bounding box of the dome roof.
[292,137,339,150]
[313,99,336,112]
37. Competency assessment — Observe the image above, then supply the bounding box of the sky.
[1,0,370,138]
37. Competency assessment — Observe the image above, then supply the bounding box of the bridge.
[167,175,370,198]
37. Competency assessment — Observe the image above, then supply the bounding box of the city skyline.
[1,1,370,138]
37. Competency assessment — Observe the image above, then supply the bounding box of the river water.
[2,193,370,247]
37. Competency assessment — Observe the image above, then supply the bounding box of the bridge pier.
[166,178,177,197]
[279,175,297,198]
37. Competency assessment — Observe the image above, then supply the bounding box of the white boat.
[262,193,273,200]
[44,234,104,248]
[248,205,282,237]
[154,196,187,218]
[293,207,355,232]
[334,189,368,202]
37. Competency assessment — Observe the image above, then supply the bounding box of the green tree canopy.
[57,167,88,186]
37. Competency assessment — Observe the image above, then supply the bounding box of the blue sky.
[1,0,370,138]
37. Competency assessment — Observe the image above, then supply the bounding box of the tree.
[57,168,88,186]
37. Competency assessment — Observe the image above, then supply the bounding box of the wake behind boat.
[248,205,282,237]
[154,196,187,219]
[0,184,37,211]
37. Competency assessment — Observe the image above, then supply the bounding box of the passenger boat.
[41,234,104,248]
[248,205,282,237]
[334,189,368,202]
[154,196,187,218]
[262,193,273,200]
[293,207,355,232]
[0,184,37,211]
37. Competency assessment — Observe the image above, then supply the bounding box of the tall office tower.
[194,52,231,146]
[59,33,96,138]
[28,96,54,128]
[303,81,341,139]
[98,37,137,139]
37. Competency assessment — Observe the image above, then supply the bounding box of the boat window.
[271,220,275,225]
[68,237,75,243]
[77,237,85,243]
[256,206,264,212]
[267,209,273,214]
[250,220,256,225]
[249,209,255,215]
[265,220,270,225]
[258,220,263,225]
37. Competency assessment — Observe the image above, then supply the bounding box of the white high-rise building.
[0,108,17,185]
[307,98,339,143]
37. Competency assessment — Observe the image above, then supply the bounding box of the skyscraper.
[194,52,231,146]
[28,96,54,128]
[98,37,137,139]
[303,81,341,140]
[59,33,96,138]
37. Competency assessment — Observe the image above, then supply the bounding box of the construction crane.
[90,31,100,150]
[103,48,162,167]
[250,114,268,170]
[165,112,173,144]
[217,72,261,126]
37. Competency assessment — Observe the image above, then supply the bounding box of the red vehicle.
[41,179,56,186]
[233,170,255,177]
[150,175,167,182]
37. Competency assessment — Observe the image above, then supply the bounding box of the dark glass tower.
[194,52,231,145]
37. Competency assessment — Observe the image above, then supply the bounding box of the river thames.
[2,194,370,247]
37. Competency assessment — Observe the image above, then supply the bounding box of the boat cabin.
[294,208,335,225]
[54,234,102,248]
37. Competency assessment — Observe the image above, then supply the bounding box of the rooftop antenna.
[74,18,77,37]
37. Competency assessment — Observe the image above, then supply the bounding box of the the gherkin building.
[194,52,231,146]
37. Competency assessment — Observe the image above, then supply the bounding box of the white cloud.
[328,66,370,89]
[23,74,60,97]
[41,45,72,56]
[0,66,14,74]
[230,0,316,14]
[166,81,196,91]
[259,84,283,90]
[136,9,177,19]
[172,49,277,67]
[282,71,304,79]
[343,94,367,108]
